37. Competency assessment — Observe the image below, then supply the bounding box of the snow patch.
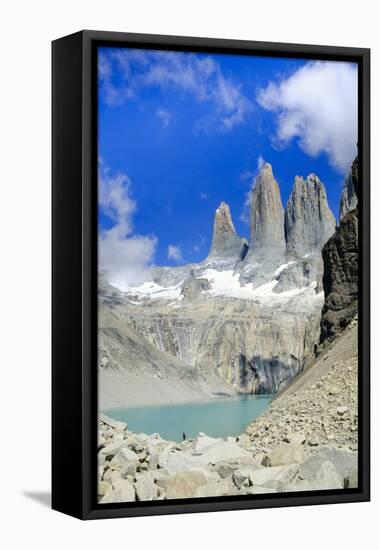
[273,261,296,277]
[199,268,317,302]
[111,264,320,305]
[112,280,183,301]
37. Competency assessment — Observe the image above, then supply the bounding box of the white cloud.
[99,49,252,131]
[257,61,358,172]
[240,190,252,224]
[156,108,172,128]
[167,244,183,263]
[257,154,265,170]
[240,170,254,182]
[99,162,157,285]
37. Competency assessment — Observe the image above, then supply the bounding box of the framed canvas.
[52,30,370,520]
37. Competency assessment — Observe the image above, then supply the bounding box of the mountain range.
[98,161,358,409]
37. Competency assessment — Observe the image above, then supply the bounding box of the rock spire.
[207,201,248,263]
[245,163,285,260]
[285,174,336,257]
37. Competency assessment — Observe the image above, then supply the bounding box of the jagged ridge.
[99,158,357,404]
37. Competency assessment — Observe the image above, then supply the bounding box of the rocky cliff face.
[240,165,336,290]
[207,202,248,265]
[351,155,358,194]
[285,174,336,256]
[320,156,359,343]
[339,169,358,221]
[320,208,358,342]
[99,159,354,406]
[245,163,285,261]
[99,282,323,406]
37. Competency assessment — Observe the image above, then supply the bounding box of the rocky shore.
[98,320,358,503]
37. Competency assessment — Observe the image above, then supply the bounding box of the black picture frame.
[52,30,370,520]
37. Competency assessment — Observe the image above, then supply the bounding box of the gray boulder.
[344,470,358,489]
[100,439,127,459]
[99,413,127,432]
[134,472,158,501]
[249,464,299,489]
[194,479,238,497]
[299,446,358,482]
[191,435,254,466]
[101,479,135,503]
[267,442,306,467]
[232,467,258,488]
[311,461,343,490]
[109,447,140,472]
[161,470,209,499]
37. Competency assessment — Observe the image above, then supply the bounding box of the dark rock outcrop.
[351,155,358,194]
[339,170,358,221]
[207,201,247,264]
[320,155,359,343]
[285,174,336,256]
[245,163,285,261]
[320,208,358,342]
[181,271,211,300]
[273,256,323,294]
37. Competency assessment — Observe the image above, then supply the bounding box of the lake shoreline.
[99,368,238,410]
[101,392,272,412]
[103,394,273,442]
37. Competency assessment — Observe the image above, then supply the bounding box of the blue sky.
[98,47,357,283]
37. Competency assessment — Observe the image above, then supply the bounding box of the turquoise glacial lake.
[105,395,272,442]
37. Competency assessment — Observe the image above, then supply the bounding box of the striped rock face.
[207,201,248,265]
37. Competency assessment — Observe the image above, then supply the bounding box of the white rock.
[98,464,104,480]
[311,461,343,490]
[99,413,127,432]
[100,440,126,459]
[233,468,257,488]
[236,434,251,448]
[194,479,236,498]
[163,471,208,499]
[98,480,111,497]
[100,479,135,503]
[148,451,160,470]
[98,433,106,449]
[299,446,357,481]
[158,447,207,475]
[283,479,312,492]
[110,470,121,487]
[245,486,276,494]
[250,464,299,489]
[109,446,139,470]
[268,442,305,466]
[134,472,158,501]
[192,433,221,454]
[120,461,137,479]
[193,439,254,466]
[288,432,306,446]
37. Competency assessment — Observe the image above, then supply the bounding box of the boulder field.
[98,319,358,503]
